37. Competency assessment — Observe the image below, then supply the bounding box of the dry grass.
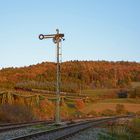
[0,104,36,123]
[81,103,140,114]
[131,82,140,88]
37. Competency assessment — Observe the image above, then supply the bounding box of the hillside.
[0,61,140,92]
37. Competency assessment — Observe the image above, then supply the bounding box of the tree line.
[0,60,140,92]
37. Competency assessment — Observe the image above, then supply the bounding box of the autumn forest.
[0,61,140,92]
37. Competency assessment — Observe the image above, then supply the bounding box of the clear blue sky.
[0,0,140,68]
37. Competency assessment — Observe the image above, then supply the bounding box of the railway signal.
[38,29,65,124]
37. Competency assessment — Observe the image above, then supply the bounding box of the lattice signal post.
[39,29,65,124]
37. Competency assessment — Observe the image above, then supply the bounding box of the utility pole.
[39,29,65,124]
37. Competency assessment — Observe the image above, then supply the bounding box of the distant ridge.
[0,60,140,92]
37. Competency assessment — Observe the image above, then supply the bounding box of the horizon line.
[0,59,140,70]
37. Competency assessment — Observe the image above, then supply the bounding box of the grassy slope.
[131,82,140,88]
[81,88,118,97]
[79,82,140,115]
[1,83,140,118]
[81,103,140,113]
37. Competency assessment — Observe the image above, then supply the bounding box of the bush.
[129,118,140,135]
[125,111,135,115]
[100,109,116,116]
[136,111,140,117]
[0,104,37,123]
[74,111,85,118]
[129,87,140,98]
[117,90,128,98]
[75,99,85,110]
[88,110,97,117]
[115,104,126,114]
[39,98,55,120]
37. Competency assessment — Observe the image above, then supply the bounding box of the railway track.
[8,115,134,140]
[0,120,53,132]
[0,117,104,133]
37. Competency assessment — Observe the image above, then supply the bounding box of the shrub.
[74,111,85,118]
[136,111,140,117]
[115,104,126,114]
[0,104,36,123]
[39,98,55,120]
[129,118,140,135]
[88,110,97,117]
[117,90,128,98]
[75,99,85,110]
[100,109,116,116]
[129,89,137,98]
[125,111,135,115]
[129,87,140,98]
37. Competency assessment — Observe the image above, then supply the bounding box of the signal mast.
[39,29,65,124]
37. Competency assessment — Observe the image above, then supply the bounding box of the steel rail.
[0,120,53,132]
[10,115,135,140]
